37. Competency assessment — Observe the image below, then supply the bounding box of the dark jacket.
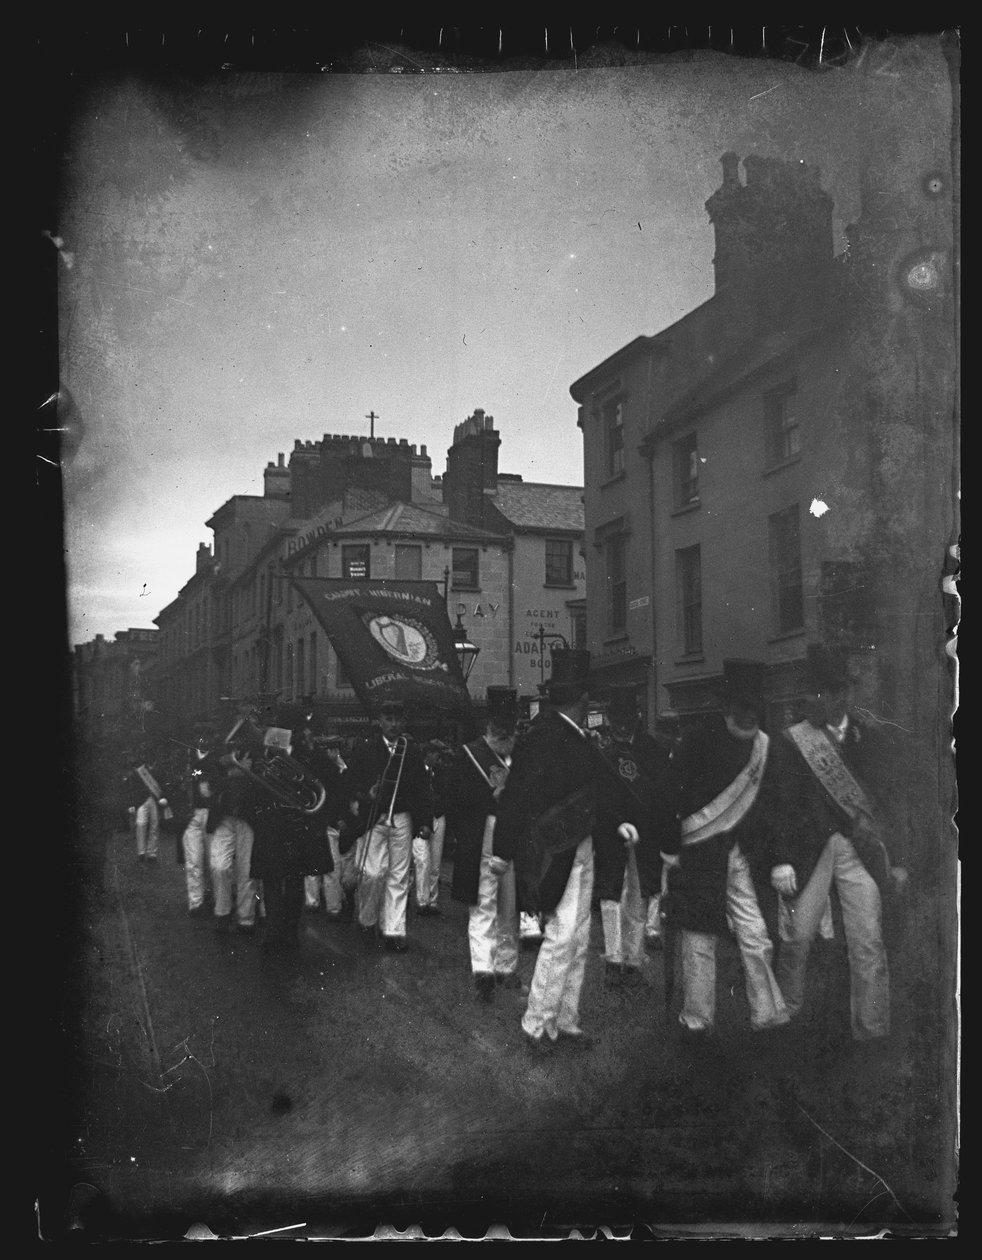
[592,735,671,903]
[663,718,793,937]
[446,737,510,906]
[243,778,334,880]
[771,711,905,891]
[493,709,634,916]
[342,732,434,837]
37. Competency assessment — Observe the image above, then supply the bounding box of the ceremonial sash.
[784,721,873,823]
[135,764,164,800]
[463,741,509,792]
[680,731,769,846]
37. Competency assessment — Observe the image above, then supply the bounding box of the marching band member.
[446,693,525,1002]
[661,660,790,1040]
[493,651,639,1052]
[303,735,351,919]
[123,751,164,864]
[771,644,909,1044]
[414,740,453,918]
[344,700,434,952]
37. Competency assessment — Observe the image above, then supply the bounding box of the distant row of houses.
[74,150,955,754]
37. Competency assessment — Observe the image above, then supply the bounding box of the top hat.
[721,659,766,714]
[806,643,853,693]
[606,687,639,726]
[546,648,592,693]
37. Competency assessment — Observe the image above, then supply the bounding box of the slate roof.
[487,482,584,533]
[333,500,502,541]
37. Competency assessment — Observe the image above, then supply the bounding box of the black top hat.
[806,643,853,692]
[547,648,592,692]
[606,687,639,725]
[721,659,766,713]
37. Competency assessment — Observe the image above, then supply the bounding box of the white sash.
[784,721,873,823]
[680,731,770,845]
[136,764,163,800]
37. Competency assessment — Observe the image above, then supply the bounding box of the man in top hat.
[493,650,640,1051]
[413,739,453,918]
[770,645,909,1043]
[446,689,525,1001]
[595,688,673,984]
[661,660,790,1038]
[343,699,434,951]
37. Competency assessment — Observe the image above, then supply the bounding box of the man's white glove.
[488,855,510,880]
[617,822,639,846]
[890,866,909,893]
[771,864,798,898]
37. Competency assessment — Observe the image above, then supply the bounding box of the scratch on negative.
[749,83,782,101]
[853,707,915,734]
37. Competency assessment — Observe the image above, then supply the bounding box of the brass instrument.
[224,715,327,815]
[370,734,409,827]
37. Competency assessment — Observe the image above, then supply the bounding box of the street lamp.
[452,612,480,682]
[533,623,570,692]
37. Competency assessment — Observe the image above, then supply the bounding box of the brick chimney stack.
[705,152,834,306]
[443,408,501,529]
[264,452,291,500]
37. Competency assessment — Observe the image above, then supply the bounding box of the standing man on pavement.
[771,644,909,1044]
[446,691,525,1002]
[661,660,790,1040]
[595,688,671,985]
[493,651,640,1052]
[344,700,434,952]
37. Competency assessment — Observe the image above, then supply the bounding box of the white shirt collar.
[827,714,850,743]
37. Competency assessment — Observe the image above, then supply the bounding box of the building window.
[309,632,318,695]
[296,636,306,699]
[395,544,422,580]
[545,538,573,586]
[764,382,800,466]
[603,398,625,478]
[452,547,479,590]
[673,432,700,508]
[676,545,702,655]
[335,651,351,690]
[342,544,370,580]
[769,504,804,634]
[285,642,294,695]
[607,534,627,634]
[570,606,587,650]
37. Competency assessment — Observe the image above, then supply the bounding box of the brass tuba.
[224,715,327,814]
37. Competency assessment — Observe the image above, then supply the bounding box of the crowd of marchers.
[110,641,909,1059]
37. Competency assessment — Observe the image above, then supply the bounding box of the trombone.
[353,734,410,890]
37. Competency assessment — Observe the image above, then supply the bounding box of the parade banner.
[291,578,473,714]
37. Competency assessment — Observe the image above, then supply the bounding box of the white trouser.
[776,832,890,1040]
[412,814,446,907]
[182,808,210,910]
[522,838,594,1041]
[600,846,646,967]
[520,911,543,939]
[134,797,159,858]
[646,894,662,937]
[468,817,519,976]
[355,812,413,937]
[679,845,789,1032]
[209,816,258,926]
[305,828,346,911]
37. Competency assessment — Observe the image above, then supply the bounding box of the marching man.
[771,644,909,1044]
[493,650,640,1053]
[661,660,790,1039]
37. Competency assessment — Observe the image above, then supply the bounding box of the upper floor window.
[545,538,573,586]
[769,504,804,634]
[452,547,479,590]
[570,606,587,650]
[342,544,370,580]
[675,544,703,656]
[395,544,422,581]
[673,432,700,508]
[764,382,800,466]
[607,534,627,635]
[603,398,625,479]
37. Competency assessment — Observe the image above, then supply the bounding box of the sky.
[52,39,946,646]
